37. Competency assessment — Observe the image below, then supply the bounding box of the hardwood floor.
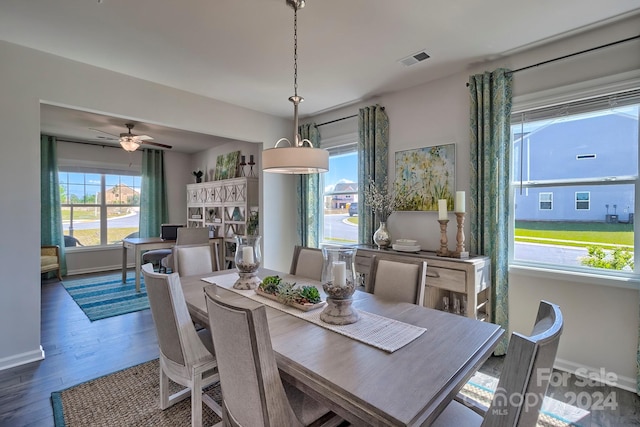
[0,274,159,427]
[1,273,639,426]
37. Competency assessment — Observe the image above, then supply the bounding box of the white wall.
[309,15,640,390]
[0,40,296,370]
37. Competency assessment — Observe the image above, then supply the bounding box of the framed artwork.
[394,143,455,211]
[214,151,241,180]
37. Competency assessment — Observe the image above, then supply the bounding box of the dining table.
[181,268,504,426]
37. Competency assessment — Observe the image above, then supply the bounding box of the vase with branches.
[363,176,406,248]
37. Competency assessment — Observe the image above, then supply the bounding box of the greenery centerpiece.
[256,275,324,310]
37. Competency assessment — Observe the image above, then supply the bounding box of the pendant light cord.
[293,6,298,98]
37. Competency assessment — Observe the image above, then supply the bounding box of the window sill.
[65,244,124,253]
[509,263,640,291]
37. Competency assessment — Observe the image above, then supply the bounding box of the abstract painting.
[394,143,455,211]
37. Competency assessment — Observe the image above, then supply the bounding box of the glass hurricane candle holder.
[320,247,359,325]
[233,235,261,290]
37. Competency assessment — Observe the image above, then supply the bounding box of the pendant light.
[119,123,141,152]
[262,0,329,174]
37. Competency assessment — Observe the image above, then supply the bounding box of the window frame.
[59,169,141,248]
[508,73,640,286]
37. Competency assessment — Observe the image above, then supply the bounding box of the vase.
[320,247,359,325]
[373,221,391,249]
[233,235,262,290]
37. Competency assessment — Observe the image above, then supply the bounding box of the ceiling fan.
[90,123,173,151]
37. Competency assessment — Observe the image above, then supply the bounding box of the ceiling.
[2,0,639,152]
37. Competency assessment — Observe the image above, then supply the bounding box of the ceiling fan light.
[120,136,141,152]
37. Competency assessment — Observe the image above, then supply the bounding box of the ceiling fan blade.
[137,135,154,141]
[141,140,172,149]
[89,127,119,138]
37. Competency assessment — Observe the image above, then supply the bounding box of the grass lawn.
[515,221,633,249]
[68,227,138,246]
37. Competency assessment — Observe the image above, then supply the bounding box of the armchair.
[41,245,61,280]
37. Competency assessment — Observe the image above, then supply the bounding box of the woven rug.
[61,272,149,321]
[51,359,221,426]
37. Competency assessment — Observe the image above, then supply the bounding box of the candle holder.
[320,247,359,325]
[450,213,469,259]
[239,155,247,177]
[233,235,261,289]
[437,219,449,256]
[248,155,257,178]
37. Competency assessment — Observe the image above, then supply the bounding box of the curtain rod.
[465,34,640,87]
[316,114,358,127]
[56,138,122,149]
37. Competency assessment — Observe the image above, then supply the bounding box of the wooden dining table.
[181,268,504,426]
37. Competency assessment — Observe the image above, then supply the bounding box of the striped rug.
[61,272,149,321]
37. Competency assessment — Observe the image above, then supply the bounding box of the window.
[59,171,141,247]
[575,191,590,210]
[511,88,639,275]
[539,192,553,210]
[321,144,358,245]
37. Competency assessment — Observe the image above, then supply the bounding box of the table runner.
[201,273,426,353]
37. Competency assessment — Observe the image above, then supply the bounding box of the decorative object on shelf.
[246,210,259,235]
[213,151,241,180]
[437,219,449,256]
[451,192,468,258]
[256,275,326,311]
[239,155,247,177]
[392,239,421,252]
[261,0,329,174]
[233,235,262,290]
[394,143,455,211]
[192,170,203,183]
[320,247,359,325]
[373,221,391,250]
[248,155,256,178]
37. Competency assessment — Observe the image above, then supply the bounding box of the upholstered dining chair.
[203,285,342,427]
[173,243,219,277]
[161,227,211,272]
[141,263,222,427]
[368,258,427,305]
[289,245,324,281]
[431,300,564,427]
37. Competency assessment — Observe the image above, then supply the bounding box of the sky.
[324,152,357,191]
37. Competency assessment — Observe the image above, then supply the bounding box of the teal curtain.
[296,123,322,247]
[468,69,512,355]
[40,135,67,277]
[358,105,389,244]
[139,149,169,238]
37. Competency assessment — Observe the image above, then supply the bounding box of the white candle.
[455,191,466,213]
[333,261,346,286]
[438,199,448,220]
[242,246,254,264]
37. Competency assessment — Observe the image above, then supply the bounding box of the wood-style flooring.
[1,272,639,426]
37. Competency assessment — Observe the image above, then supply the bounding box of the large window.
[59,170,141,247]
[321,144,359,245]
[511,88,639,275]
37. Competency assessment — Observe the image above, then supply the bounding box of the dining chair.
[289,245,324,281]
[203,285,342,427]
[161,227,211,272]
[368,257,427,305]
[431,300,564,427]
[173,243,219,276]
[141,263,222,427]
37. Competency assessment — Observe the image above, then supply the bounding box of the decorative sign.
[394,143,456,211]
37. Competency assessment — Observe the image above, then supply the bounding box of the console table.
[353,245,491,321]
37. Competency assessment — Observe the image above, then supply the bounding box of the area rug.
[51,359,588,427]
[51,359,221,427]
[61,272,149,321]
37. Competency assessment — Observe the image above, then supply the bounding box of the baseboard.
[0,346,45,372]
[67,264,131,276]
[555,357,636,393]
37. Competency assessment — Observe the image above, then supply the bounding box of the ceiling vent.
[399,50,430,67]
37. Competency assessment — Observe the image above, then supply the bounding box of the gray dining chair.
[431,300,564,427]
[141,263,222,427]
[161,227,211,272]
[289,245,324,281]
[173,243,219,277]
[203,285,342,427]
[368,257,427,305]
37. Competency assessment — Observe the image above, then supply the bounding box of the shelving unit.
[353,245,491,320]
[186,177,258,268]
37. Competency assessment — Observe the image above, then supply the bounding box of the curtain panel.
[357,105,389,245]
[139,149,169,238]
[41,134,67,277]
[468,69,512,355]
[296,124,322,247]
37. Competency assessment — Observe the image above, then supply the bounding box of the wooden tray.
[255,288,326,312]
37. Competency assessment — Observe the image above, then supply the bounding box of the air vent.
[576,154,596,160]
[399,50,430,67]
